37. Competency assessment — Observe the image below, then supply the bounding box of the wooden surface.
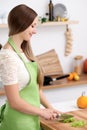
[40,108,87,130]
[0,21,79,28]
[38,21,79,26]
[42,74,87,90]
[36,49,63,76]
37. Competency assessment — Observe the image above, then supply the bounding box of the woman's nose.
[33,28,37,34]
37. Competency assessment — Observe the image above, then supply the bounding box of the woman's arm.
[39,88,53,109]
[39,88,62,115]
[4,84,41,115]
[4,84,57,120]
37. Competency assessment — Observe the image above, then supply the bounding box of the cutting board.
[40,108,87,130]
[36,49,63,77]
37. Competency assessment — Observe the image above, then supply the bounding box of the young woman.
[0,4,61,130]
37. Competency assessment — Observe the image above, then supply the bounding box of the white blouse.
[0,49,30,90]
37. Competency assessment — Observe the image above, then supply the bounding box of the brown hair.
[0,44,2,50]
[8,4,44,87]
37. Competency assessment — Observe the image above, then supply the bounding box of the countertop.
[40,108,87,130]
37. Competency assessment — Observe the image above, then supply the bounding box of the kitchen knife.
[44,74,70,86]
[56,113,74,122]
[52,74,70,82]
[56,74,69,80]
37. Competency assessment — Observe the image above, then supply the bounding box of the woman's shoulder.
[0,49,18,63]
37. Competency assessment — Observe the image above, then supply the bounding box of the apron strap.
[8,37,31,75]
[8,37,26,63]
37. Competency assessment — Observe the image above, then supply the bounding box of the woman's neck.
[10,35,23,49]
[4,35,24,52]
[6,35,23,52]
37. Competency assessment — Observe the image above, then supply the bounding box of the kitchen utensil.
[44,74,69,86]
[49,74,69,85]
[56,113,74,122]
[56,74,69,80]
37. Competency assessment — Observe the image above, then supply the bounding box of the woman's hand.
[39,108,61,120]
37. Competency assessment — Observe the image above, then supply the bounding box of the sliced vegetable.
[57,114,87,128]
[62,117,75,123]
[57,114,74,123]
[71,120,86,127]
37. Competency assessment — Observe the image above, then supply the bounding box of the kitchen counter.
[40,108,87,130]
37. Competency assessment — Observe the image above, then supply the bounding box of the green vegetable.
[57,114,87,128]
[62,117,75,123]
[58,114,74,123]
[71,120,86,127]
[57,113,87,128]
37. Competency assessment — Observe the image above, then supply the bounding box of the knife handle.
[56,74,69,80]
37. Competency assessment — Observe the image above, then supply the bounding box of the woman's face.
[20,17,38,41]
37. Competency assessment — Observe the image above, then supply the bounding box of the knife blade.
[56,113,74,122]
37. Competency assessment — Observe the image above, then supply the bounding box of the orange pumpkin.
[77,92,87,109]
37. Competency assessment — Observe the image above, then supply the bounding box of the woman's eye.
[32,25,34,28]
[31,23,37,28]
[32,24,36,28]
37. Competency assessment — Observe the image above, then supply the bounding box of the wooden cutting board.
[36,49,63,77]
[40,108,87,130]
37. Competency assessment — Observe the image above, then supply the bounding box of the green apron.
[0,38,40,130]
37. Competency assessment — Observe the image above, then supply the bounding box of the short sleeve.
[0,50,18,85]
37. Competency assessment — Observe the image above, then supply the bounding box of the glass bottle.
[74,55,83,75]
[49,0,54,21]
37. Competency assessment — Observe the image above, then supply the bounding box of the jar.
[74,55,83,75]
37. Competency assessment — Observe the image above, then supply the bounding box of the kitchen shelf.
[0,24,8,28]
[42,74,87,90]
[38,20,79,26]
[0,21,79,28]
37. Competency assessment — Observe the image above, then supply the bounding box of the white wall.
[43,84,87,103]
[0,0,87,74]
